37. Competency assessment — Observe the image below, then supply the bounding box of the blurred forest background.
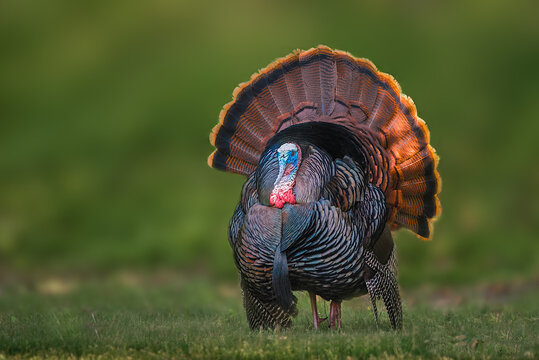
[1,0,538,288]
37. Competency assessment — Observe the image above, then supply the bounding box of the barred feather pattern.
[364,248,402,330]
[241,278,297,330]
[286,200,366,301]
[323,158,366,211]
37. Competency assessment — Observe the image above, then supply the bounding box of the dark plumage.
[208,46,441,330]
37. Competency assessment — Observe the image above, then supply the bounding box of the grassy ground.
[1,275,537,359]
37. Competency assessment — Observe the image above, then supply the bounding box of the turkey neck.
[255,140,334,207]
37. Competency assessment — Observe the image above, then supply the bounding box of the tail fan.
[209,45,441,239]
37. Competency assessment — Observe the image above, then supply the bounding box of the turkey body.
[208,46,441,330]
[231,122,385,298]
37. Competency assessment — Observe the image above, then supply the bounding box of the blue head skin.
[275,143,300,185]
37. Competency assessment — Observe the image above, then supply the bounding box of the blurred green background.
[1,0,538,288]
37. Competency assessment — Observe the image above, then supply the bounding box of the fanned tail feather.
[208,45,441,239]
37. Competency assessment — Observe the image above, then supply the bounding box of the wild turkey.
[208,46,441,330]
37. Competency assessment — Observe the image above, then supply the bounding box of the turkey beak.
[274,161,286,186]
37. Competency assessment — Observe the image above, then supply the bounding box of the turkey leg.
[309,292,327,329]
[329,301,342,329]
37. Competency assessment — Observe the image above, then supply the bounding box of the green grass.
[1,276,537,359]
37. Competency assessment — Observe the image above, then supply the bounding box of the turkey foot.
[309,292,327,329]
[328,301,341,329]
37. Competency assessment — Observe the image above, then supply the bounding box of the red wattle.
[270,187,295,209]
